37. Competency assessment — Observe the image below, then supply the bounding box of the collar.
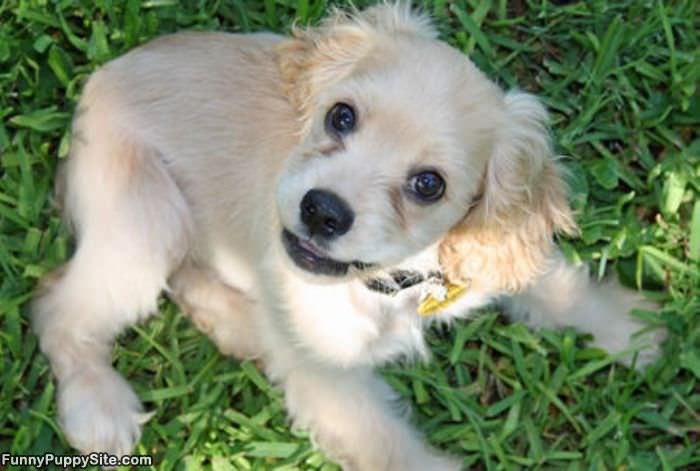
[364,269,443,296]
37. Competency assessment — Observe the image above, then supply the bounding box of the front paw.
[632,327,667,367]
[594,322,667,369]
[58,367,152,456]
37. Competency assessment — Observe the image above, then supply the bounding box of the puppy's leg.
[503,252,665,367]
[169,263,261,359]
[32,109,190,455]
[266,353,460,471]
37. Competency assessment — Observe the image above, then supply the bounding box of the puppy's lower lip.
[281,229,375,277]
[296,237,326,258]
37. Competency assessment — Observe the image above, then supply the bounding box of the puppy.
[32,3,664,469]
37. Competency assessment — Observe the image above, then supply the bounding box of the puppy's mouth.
[281,229,374,277]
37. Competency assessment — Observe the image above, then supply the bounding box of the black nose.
[300,189,354,238]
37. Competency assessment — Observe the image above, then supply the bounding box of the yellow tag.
[417,282,468,317]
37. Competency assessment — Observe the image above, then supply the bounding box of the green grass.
[1,0,699,469]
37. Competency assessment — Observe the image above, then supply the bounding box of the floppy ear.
[275,2,435,128]
[276,25,370,126]
[439,91,578,294]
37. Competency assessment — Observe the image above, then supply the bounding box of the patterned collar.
[364,269,443,296]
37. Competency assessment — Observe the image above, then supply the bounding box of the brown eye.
[408,171,445,203]
[325,103,356,136]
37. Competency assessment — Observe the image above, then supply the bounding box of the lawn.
[1,0,699,470]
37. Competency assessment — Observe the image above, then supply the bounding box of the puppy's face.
[276,34,501,277]
[275,5,576,287]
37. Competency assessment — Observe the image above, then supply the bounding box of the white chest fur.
[269,243,494,368]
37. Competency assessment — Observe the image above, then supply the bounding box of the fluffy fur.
[32,3,664,469]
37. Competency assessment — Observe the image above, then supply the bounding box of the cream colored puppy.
[33,3,663,470]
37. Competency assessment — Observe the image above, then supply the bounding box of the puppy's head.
[275,3,576,284]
